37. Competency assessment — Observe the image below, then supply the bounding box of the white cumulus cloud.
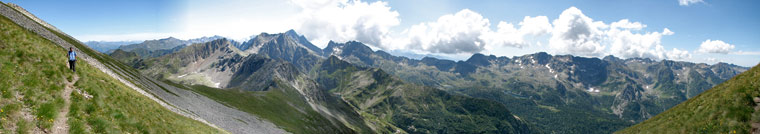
[550,7,688,60]
[399,9,552,54]
[519,16,553,36]
[667,48,691,60]
[292,0,400,48]
[697,39,734,54]
[608,27,681,59]
[481,16,552,49]
[610,19,646,30]
[404,9,490,54]
[549,7,608,57]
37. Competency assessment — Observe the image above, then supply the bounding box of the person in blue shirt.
[68,47,76,72]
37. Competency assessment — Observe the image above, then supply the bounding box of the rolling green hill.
[616,63,760,133]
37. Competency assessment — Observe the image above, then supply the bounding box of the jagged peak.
[161,36,180,40]
[284,29,298,36]
[323,40,373,55]
[603,55,622,62]
[189,38,232,50]
[239,30,321,54]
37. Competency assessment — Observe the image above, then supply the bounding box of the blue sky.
[6,0,760,66]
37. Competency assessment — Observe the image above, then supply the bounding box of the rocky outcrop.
[5,3,63,33]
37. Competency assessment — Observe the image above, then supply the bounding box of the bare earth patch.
[51,74,77,134]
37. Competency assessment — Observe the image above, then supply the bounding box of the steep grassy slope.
[22,9,285,133]
[617,64,760,133]
[0,13,221,133]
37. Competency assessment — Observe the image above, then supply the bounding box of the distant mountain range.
[105,29,751,133]
[84,40,141,53]
[85,35,225,55]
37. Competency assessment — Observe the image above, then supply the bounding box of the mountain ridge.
[319,40,748,133]
[121,30,545,133]
[103,26,749,133]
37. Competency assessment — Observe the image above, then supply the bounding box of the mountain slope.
[315,56,540,133]
[135,38,374,133]
[137,38,244,88]
[0,4,222,133]
[237,31,323,72]
[122,30,543,133]
[324,40,747,133]
[0,2,292,133]
[617,63,760,133]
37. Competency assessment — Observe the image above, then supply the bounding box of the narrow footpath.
[751,97,760,134]
[51,74,77,134]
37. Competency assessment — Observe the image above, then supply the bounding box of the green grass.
[16,119,29,134]
[0,12,70,132]
[616,64,760,134]
[66,60,223,133]
[174,80,355,134]
[0,11,222,133]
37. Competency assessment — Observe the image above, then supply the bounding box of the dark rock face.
[465,53,494,66]
[532,52,552,65]
[323,41,375,66]
[285,29,323,55]
[237,31,324,73]
[258,35,320,72]
[569,56,608,86]
[453,61,478,75]
[227,54,296,91]
[421,57,456,71]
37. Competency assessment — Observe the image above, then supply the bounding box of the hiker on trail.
[68,47,76,72]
